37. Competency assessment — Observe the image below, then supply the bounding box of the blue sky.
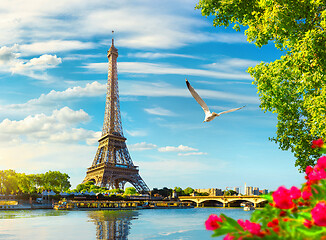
[0,0,304,192]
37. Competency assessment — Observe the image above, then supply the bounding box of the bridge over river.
[179,195,268,208]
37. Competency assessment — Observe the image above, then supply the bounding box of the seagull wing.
[186,79,210,114]
[217,106,245,116]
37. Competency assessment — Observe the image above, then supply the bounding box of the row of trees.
[0,170,227,198]
[0,170,71,195]
[71,184,202,198]
[152,187,216,197]
[71,181,137,195]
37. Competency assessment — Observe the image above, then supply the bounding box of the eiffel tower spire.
[102,32,122,137]
[83,37,149,193]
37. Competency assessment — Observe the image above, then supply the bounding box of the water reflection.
[0,209,68,219]
[88,210,139,240]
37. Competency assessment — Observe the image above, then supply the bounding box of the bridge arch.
[178,196,267,208]
[227,199,249,207]
[199,199,224,207]
[226,198,268,208]
[179,200,197,207]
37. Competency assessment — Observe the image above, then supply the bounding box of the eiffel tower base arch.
[83,163,149,193]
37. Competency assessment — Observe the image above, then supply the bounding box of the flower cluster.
[306,156,326,184]
[205,214,223,230]
[272,185,301,209]
[312,139,324,149]
[205,138,326,239]
[237,219,264,237]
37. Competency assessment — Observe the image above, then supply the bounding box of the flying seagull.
[186,79,245,122]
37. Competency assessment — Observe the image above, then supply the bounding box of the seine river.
[0,208,251,240]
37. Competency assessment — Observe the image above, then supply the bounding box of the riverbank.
[0,203,53,210]
[54,199,194,210]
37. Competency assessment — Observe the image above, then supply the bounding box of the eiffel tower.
[83,37,149,193]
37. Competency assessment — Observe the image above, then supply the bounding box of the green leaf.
[261,194,273,202]
[297,227,326,236]
[211,227,236,237]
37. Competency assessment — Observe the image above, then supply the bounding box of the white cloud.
[144,107,176,116]
[126,130,147,137]
[0,0,246,50]
[139,159,213,177]
[0,44,20,63]
[128,141,205,155]
[63,53,102,61]
[0,79,257,119]
[207,33,247,44]
[128,142,157,151]
[0,44,62,81]
[20,40,95,56]
[0,107,98,145]
[0,142,96,171]
[158,145,198,152]
[203,58,260,72]
[11,54,62,72]
[85,61,252,80]
[178,152,208,156]
[0,81,106,117]
[0,107,87,134]
[119,81,259,104]
[127,52,201,60]
[48,128,101,145]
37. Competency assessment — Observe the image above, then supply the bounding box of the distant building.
[245,186,253,196]
[172,191,178,198]
[260,189,269,195]
[234,187,240,194]
[195,188,223,196]
[253,187,260,195]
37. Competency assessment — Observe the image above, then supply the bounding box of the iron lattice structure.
[83,40,149,193]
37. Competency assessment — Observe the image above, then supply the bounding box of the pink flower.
[305,166,313,175]
[237,219,261,235]
[312,139,324,149]
[267,218,279,228]
[307,165,326,183]
[223,233,234,240]
[311,202,326,226]
[237,219,245,228]
[289,186,301,200]
[272,186,295,209]
[279,211,287,217]
[205,214,223,230]
[302,187,312,200]
[303,219,313,228]
[317,156,326,169]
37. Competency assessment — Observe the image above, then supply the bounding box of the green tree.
[159,187,172,198]
[184,187,195,196]
[195,191,209,196]
[109,188,124,194]
[30,174,45,193]
[224,190,238,196]
[17,173,36,194]
[0,170,19,194]
[196,0,326,171]
[75,183,87,193]
[151,188,159,197]
[124,187,138,195]
[174,186,185,196]
[42,171,71,192]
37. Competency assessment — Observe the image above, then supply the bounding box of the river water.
[0,208,252,240]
